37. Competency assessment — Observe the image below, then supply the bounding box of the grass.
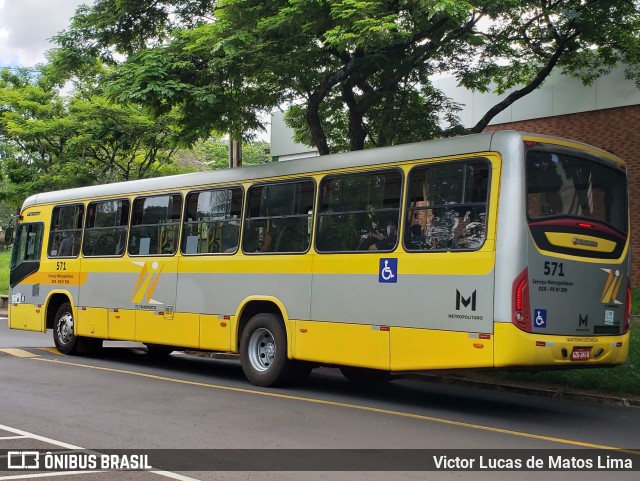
[633,286,640,316]
[477,322,640,398]
[0,250,9,296]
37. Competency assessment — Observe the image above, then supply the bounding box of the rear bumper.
[494,322,629,367]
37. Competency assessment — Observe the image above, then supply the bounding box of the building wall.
[434,65,640,128]
[483,104,640,286]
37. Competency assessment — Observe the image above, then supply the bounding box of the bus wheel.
[340,366,393,384]
[53,302,78,355]
[240,313,295,387]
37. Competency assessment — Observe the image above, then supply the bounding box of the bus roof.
[21,131,622,209]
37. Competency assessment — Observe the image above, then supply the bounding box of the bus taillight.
[624,279,631,333]
[512,268,531,332]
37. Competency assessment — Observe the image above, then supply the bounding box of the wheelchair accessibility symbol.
[379,258,398,283]
[534,308,547,328]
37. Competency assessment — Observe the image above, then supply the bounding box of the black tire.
[52,302,103,355]
[340,366,393,384]
[145,344,174,358]
[53,302,78,355]
[239,313,296,387]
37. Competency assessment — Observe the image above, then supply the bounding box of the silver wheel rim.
[248,327,276,372]
[56,312,74,345]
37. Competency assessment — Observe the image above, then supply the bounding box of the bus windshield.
[526,148,628,235]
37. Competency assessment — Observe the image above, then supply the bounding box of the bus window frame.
[403,157,491,253]
[242,177,316,256]
[314,167,404,255]
[47,203,85,259]
[128,192,183,257]
[181,185,244,256]
[82,198,131,258]
[524,146,628,237]
[10,221,45,288]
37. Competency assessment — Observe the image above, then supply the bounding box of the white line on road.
[0,425,81,450]
[0,424,202,481]
[0,471,105,480]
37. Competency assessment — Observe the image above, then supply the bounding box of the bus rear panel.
[496,138,630,368]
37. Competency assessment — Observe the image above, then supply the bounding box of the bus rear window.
[526,150,628,235]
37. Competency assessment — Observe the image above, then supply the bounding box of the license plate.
[570,347,592,361]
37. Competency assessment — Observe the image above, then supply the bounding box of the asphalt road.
[1,318,639,481]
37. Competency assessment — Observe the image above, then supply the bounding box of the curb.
[0,294,7,318]
[411,374,640,408]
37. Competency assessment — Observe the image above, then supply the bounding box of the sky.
[0,0,91,68]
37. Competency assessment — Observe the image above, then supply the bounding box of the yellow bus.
[8,131,632,386]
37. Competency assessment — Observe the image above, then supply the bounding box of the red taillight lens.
[624,280,631,333]
[512,268,531,332]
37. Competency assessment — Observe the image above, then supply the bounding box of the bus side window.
[242,180,314,254]
[316,170,402,253]
[48,204,84,258]
[129,194,182,256]
[405,160,489,252]
[82,199,130,257]
[181,187,242,255]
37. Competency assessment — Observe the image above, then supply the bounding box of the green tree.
[0,68,95,204]
[174,137,271,171]
[0,67,185,203]
[461,0,640,132]
[51,1,640,154]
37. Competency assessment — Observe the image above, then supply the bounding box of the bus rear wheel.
[240,313,297,387]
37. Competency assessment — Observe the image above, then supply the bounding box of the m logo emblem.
[456,290,477,311]
[578,314,588,327]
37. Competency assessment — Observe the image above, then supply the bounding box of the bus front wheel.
[53,302,79,355]
[52,302,102,355]
[240,313,296,387]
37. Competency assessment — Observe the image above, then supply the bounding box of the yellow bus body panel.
[108,309,135,340]
[200,314,232,351]
[135,311,200,348]
[76,307,108,338]
[390,327,493,371]
[292,320,390,370]
[9,303,44,332]
[493,322,629,367]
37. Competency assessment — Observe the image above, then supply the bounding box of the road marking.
[0,436,27,440]
[0,424,201,481]
[32,358,639,455]
[0,471,103,480]
[0,424,83,450]
[0,349,39,358]
[38,347,62,356]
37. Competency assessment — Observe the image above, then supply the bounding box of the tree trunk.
[342,82,366,151]
[307,94,330,155]
[229,138,242,168]
[471,42,568,133]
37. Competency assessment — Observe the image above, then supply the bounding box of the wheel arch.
[234,296,292,355]
[45,291,74,331]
